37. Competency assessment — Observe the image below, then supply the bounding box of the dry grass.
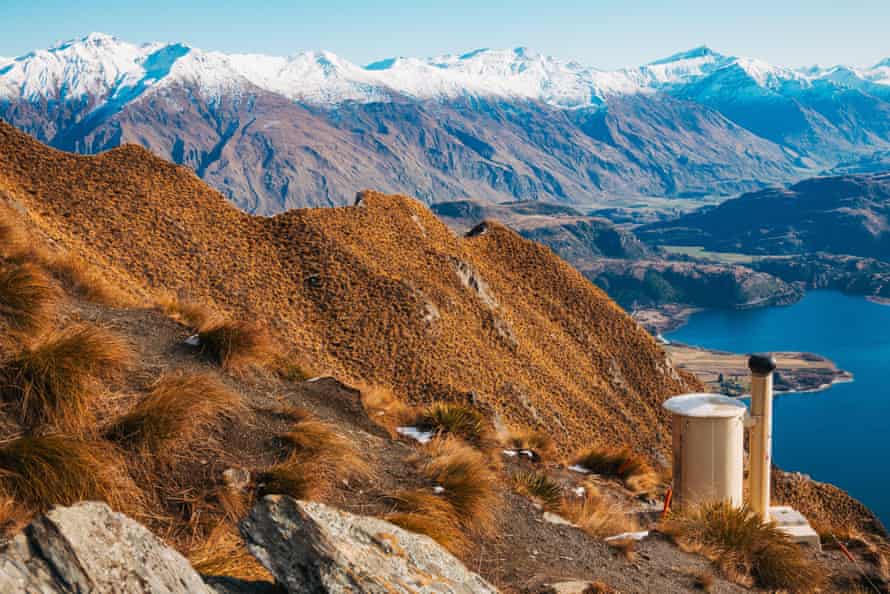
[571,445,658,496]
[106,372,241,453]
[503,427,556,461]
[416,438,499,535]
[0,213,29,260]
[0,324,132,430]
[359,383,413,435]
[559,492,638,538]
[258,414,368,501]
[0,261,58,333]
[412,402,491,447]
[156,294,220,330]
[197,319,274,372]
[383,489,469,554]
[39,251,132,306]
[187,523,273,582]
[607,537,637,561]
[0,435,141,514]
[660,501,825,592]
[512,470,562,510]
[690,569,715,592]
[273,356,311,383]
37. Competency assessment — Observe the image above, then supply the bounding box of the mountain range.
[3,33,890,213]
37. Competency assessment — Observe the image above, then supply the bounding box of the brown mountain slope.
[0,119,694,458]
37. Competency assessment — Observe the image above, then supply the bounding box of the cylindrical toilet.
[663,393,747,508]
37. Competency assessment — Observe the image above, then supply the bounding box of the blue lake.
[666,290,890,527]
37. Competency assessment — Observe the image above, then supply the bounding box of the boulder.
[0,501,214,593]
[241,495,498,594]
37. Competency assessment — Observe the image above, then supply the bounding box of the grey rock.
[241,495,499,594]
[0,501,214,593]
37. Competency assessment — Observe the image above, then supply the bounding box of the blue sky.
[3,0,888,69]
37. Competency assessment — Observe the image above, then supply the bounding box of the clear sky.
[2,0,888,69]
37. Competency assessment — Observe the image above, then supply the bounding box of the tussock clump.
[0,261,58,333]
[106,372,241,453]
[258,414,368,501]
[413,402,491,447]
[559,492,638,538]
[571,445,658,495]
[0,435,140,514]
[660,501,825,592]
[187,523,273,582]
[417,438,498,535]
[359,384,413,435]
[157,294,220,330]
[503,427,556,461]
[383,489,469,554]
[0,324,132,430]
[197,319,273,371]
[39,251,132,306]
[274,356,311,383]
[512,470,562,510]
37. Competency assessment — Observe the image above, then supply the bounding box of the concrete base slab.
[770,506,821,551]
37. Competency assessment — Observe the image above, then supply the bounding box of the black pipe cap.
[748,353,777,375]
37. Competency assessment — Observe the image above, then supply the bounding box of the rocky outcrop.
[241,495,498,594]
[0,502,214,593]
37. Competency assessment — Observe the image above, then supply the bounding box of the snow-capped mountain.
[2,33,890,213]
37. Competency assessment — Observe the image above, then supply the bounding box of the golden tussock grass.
[0,435,142,514]
[383,489,469,554]
[273,356,311,383]
[0,261,58,333]
[503,427,556,461]
[0,491,32,536]
[689,569,715,592]
[187,523,273,583]
[571,445,659,496]
[416,437,499,535]
[106,372,242,453]
[607,537,637,561]
[258,414,368,501]
[156,294,220,330]
[197,319,274,372]
[0,214,29,260]
[511,470,563,511]
[660,501,825,592]
[0,323,132,430]
[38,251,133,307]
[559,492,638,538]
[412,402,491,448]
[358,383,413,435]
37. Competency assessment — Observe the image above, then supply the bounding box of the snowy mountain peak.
[1,35,888,108]
[649,45,724,65]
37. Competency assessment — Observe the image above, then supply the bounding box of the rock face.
[241,495,499,594]
[0,502,214,593]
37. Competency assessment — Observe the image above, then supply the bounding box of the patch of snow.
[183,334,201,347]
[396,426,435,444]
[604,530,650,542]
[502,449,519,457]
[568,465,590,474]
[572,486,586,497]
[433,485,445,494]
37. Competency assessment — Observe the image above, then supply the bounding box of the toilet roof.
[662,393,748,419]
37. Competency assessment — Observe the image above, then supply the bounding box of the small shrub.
[383,489,469,554]
[0,324,132,430]
[413,402,490,447]
[197,319,273,371]
[0,261,58,333]
[512,471,562,510]
[274,356,310,382]
[0,435,140,513]
[503,427,556,460]
[660,501,825,592]
[106,372,241,453]
[418,438,498,535]
[559,493,637,538]
[571,445,657,495]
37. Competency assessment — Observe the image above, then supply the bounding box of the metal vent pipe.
[748,353,777,522]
